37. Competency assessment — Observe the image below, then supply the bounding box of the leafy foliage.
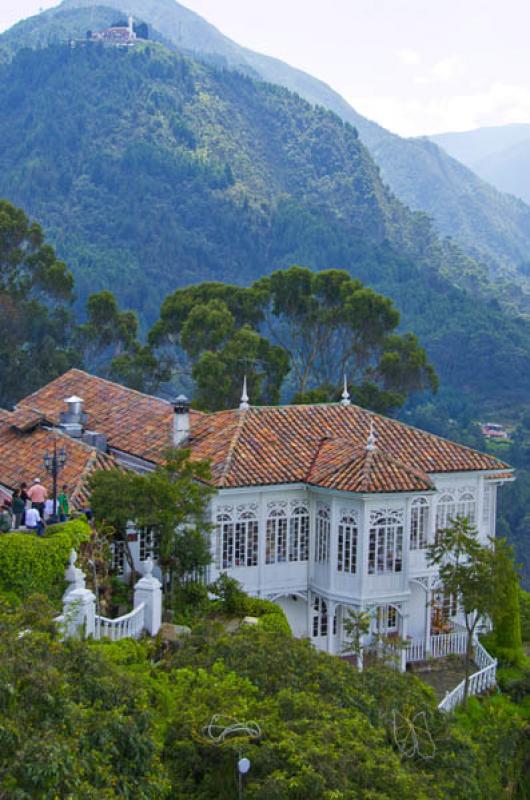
[88,449,214,596]
[151,267,437,412]
[0,518,91,603]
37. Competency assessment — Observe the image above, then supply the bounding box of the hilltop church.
[0,369,512,663]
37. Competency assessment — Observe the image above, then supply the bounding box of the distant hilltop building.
[84,15,148,48]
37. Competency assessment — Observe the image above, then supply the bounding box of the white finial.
[143,558,154,577]
[366,418,377,451]
[341,375,351,406]
[239,375,250,411]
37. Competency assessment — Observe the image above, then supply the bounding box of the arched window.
[315,507,330,563]
[410,498,429,550]
[217,513,234,569]
[289,506,309,562]
[266,508,288,564]
[457,492,476,523]
[217,510,258,568]
[368,513,403,574]
[337,514,358,573]
[235,511,259,567]
[435,494,456,542]
[312,596,328,637]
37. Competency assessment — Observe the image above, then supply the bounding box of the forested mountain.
[431,124,530,205]
[3,0,530,294]
[1,42,530,411]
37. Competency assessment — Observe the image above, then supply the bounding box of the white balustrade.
[437,639,497,713]
[429,630,467,658]
[94,602,146,641]
[404,639,425,663]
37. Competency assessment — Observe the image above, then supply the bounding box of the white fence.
[429,630,467,658]
[60,552,161,641]
[437,640,497,713]
[403,628,497,713]
[95,603,145,641]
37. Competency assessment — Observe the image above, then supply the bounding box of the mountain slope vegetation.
[0,43,530,410]
[432,124,530,205]
[4,0,530,293]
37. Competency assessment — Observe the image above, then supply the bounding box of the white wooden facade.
[205,472,503,656]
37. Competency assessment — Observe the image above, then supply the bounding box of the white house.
[0,369,513,664]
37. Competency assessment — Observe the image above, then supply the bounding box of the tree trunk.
[463,622,476,708]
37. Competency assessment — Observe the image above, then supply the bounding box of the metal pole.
[53,443,58,519]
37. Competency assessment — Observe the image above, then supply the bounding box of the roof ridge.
[20,368,174,409]
[70,448,117,507]
[219,410,248,488]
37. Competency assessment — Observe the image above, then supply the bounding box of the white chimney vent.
[60,396,86,438]
[173,395,190,446]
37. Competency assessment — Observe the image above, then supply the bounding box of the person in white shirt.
[25,506,44,536]
[44,498,54,521]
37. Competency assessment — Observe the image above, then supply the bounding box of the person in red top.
[27,479,47,518]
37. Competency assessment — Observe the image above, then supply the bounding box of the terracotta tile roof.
[8,407,46,432]
[9,370,512,495]
[188,404,511,492]
[0,413,117,509]
[16,369,204,463]
[307,439,434,493]
[486,471,515,481]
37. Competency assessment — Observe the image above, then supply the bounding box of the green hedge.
[0,518,91,604]
[521,591,530,643]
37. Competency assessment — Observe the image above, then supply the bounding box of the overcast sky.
[1,0,530,136]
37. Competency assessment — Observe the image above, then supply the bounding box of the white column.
[328,498,338,594]
[63,586,96,639]
[424,576,432,654]
[477,477,485,541]
[257,491,266,596]
[402,497,411,591]
[134,559,162,636]
[306,589,313,640]
[400,602,409,672]
[358,499,369,597]
[326,599,336,654]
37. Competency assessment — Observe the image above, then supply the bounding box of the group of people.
[0,479,70,536]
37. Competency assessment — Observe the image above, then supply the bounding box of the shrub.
[520,590,530,643]
[0,519,91,604]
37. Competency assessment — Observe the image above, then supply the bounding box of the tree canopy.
[150,267,438,412]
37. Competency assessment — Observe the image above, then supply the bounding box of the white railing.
[405,639,425,663]
[405,629,467,663]
[438,640,497,713]
[94,602,145,641]
[429,630,467,658]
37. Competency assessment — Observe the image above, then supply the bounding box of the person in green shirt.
[11,489,25,529]
[0,502,11,533]
[58,485,69,522]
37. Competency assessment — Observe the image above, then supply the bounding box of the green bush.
[520,590,530,643]
[0,519,91,604]
[258,611,291,633]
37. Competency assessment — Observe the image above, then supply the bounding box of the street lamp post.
[43,443,67,522]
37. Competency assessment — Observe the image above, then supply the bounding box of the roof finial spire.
[366,418,377,451]
[239,375,250,411]
[341,374,351,406]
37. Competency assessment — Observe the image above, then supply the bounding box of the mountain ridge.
[5,0,524,296]
[0,41,529,414]
[431,124,530,205]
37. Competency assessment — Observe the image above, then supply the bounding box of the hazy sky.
[1,0,530,136]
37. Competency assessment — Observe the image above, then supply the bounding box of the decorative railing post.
[134,559,162,636]
[60,549,96,639]
[63,585,96,639]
